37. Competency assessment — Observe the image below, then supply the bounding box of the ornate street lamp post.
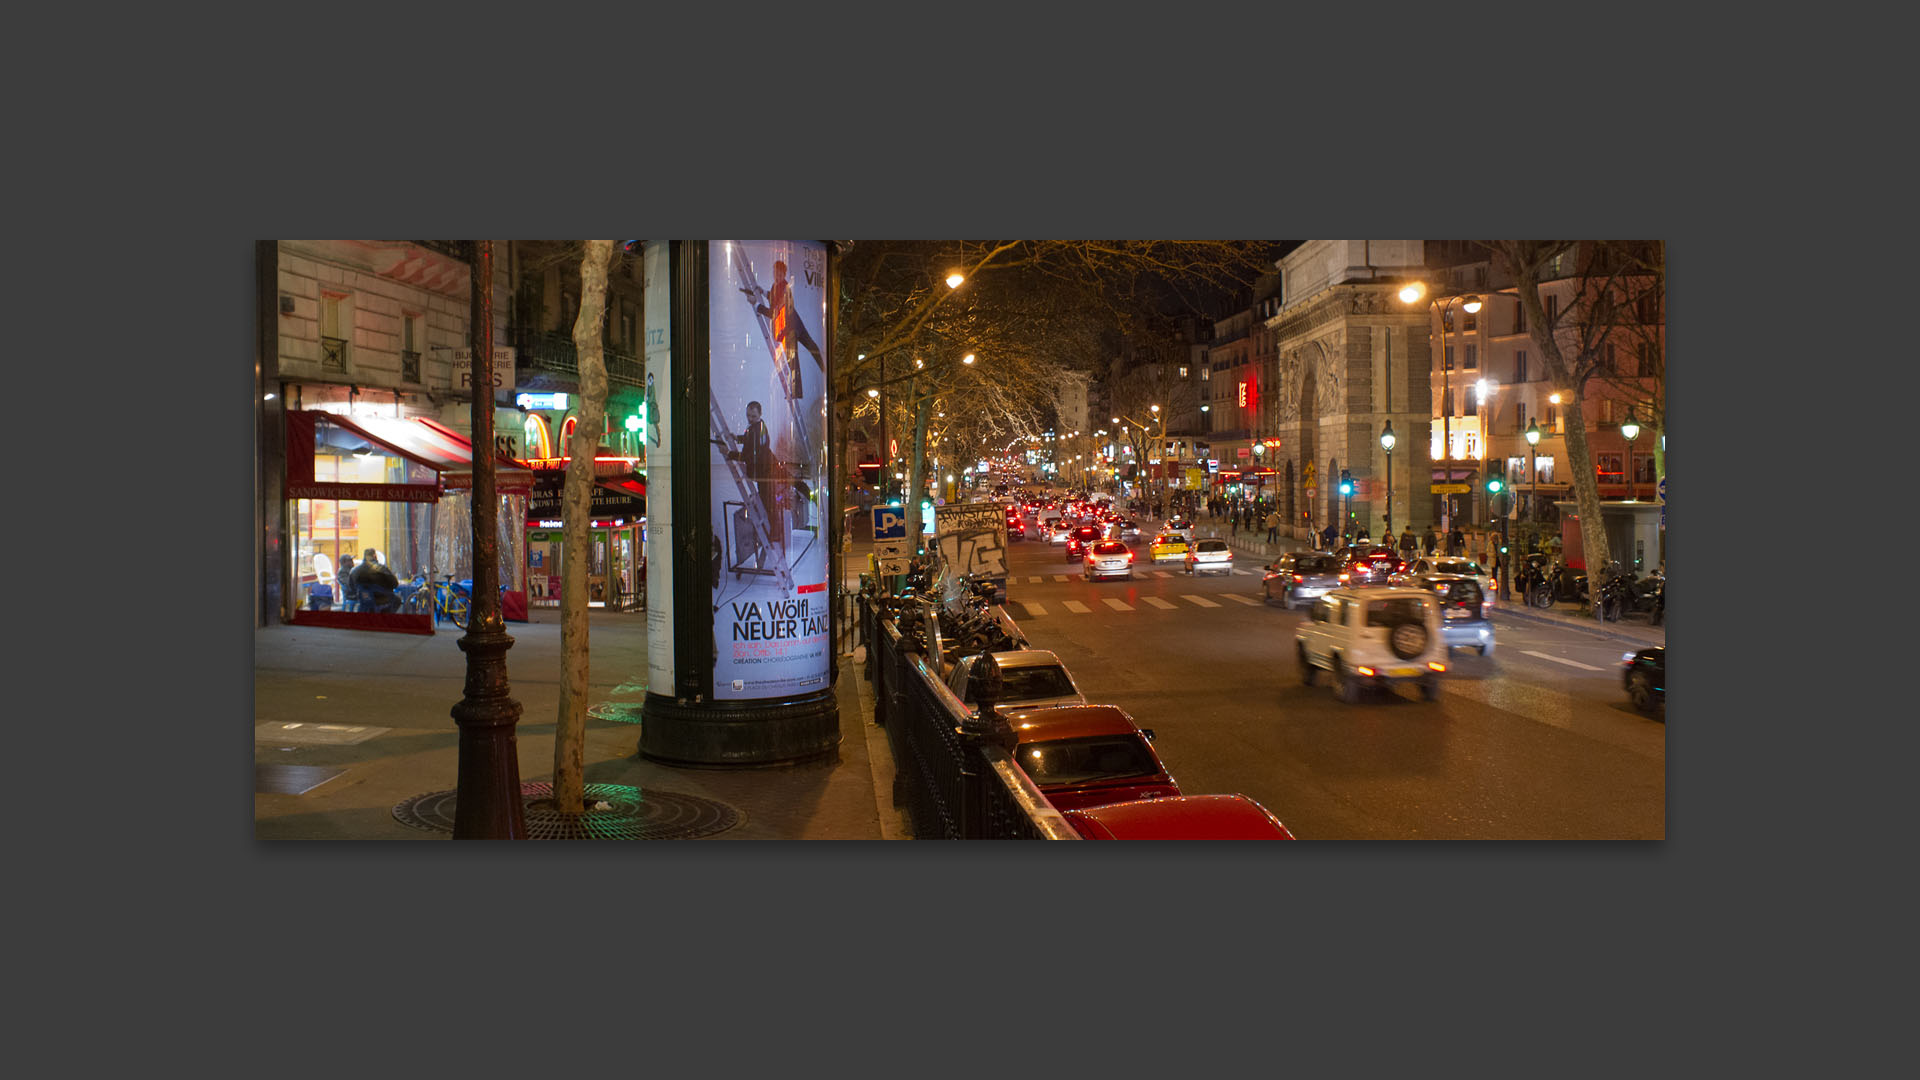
[1620,406,1641,501]
[1525,418,1541,544]
[1380,420,1396,539]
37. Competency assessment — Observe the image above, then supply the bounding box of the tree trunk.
[1556,391,1615,619]
[554,240,614,814]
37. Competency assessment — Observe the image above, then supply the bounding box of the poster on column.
[708,240,830,700]
[643,242,675,692]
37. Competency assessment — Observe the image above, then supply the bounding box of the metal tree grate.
[392,782,742,840]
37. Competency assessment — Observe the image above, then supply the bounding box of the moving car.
[945,650,1086,714]
[1404,574,1494,655]
[1164,517,1196,541]
[1082,539,1135,581]
[1295,587,1448,702]
[1392,556,1496,607]
[1063,794,1297,840]
[1002,704,1182,813]
[1264,551,1344,609]
[1622,646,1665,715]
[1148,532,1191,562]
[1338,546,1405,588]
[1045,518,1071,544]
[1183,537,1234,575]
[1116,519,1140,540]
[1064,524,1104,560]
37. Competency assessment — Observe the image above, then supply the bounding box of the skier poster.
[708,241,830,701]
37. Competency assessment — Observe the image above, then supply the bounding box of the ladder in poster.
[725,241,814,472]
[708,390,794,593]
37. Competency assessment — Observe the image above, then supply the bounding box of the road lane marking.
[1102,598,1134,612]
[1062,600,1093,614]
[1053,574,1070,582]
[1028,576,1041,583]
[1022,601,1047,617]
[1224,594,1260,605]
[1182,594,1221,608]
[1522,650,1607,671]
[1142,596,1177,609]
[1152,570,1174,578]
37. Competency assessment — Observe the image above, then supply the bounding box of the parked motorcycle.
[1521,554,1587,608]
[1595,561,1635,622]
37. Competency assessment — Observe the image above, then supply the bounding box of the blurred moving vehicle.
[1083,539,1135,581]
[1148,532,1191,562]
[945,650,1087,714]
[1392,556,1495,606]
[1295,587,1448,702]
[1405,574,1494,655]
[1264,551,1344,609]
[1338,546,1406,588]
[1045,518,1071,544]
[1183,538,1234,575]
[1622,647,1665,715]
[1116,518,1140,540]
[1063,794,1296,840]
[1164,517,1196,541]
[1002,704,1182,813]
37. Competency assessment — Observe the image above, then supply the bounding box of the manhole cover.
[587,702,644,724]
[392,783,741,840]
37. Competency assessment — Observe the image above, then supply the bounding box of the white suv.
[1294,587,1448,702]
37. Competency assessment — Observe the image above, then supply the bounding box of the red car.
[1003,704,1181,813]
[1063,794,1297,839]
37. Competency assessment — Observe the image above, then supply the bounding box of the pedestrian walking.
[1447,525,1464,556]
[1266,510,1280,544]
[1321,522,1338,550]
[1399,528,1416,563]
[1422,525,1437,556]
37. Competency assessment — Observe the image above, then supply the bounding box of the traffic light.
[1338,470,1354,497]
[1486,476,1504,495]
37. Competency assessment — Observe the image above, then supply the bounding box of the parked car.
[1337,546,1405,588]
[1002,704,1182,813]
[944,650,1086,714]
[1148,532,1191,562]
[1622,646,1665,716]
[1183,537,1234,575]
[1404,574,1495,656]
[1083,539,1135,581]
[1392,556,1495,607]
[1295,587,1448,702]
[1062,793,1296,839]
[1263,551,1345,609]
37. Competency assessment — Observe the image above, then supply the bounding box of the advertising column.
[639,241,840,766]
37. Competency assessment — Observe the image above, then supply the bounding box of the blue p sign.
[873,507,907,540]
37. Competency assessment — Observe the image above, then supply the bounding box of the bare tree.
[1590,240,1666,487]
[551,239,614,814]
[1490,241,1662,614]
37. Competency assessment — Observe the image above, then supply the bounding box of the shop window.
[1595,452,1623,482]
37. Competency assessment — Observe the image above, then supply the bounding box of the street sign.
[872,506,907,540]
[1658,476,1666,502]
[1305,485,1317,498]
[1431,483,1472,494]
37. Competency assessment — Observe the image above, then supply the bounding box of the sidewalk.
[254,606,907,840]
[1197,523,1664,649]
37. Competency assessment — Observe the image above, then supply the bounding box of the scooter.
[1595,561,1635,622]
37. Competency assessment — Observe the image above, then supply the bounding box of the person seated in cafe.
[337,552,360,611]
[351,547,401,612]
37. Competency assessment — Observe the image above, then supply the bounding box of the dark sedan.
[1622,647,1665,716]
[1338,546,1406,587]
[1064,525,1104,561]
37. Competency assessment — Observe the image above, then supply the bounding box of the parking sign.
[873,506,907,541]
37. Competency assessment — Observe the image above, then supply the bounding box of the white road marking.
[1522,649,1607,671]
[1224,594,1260,605]
[1182,594,1221,608]
[1142,596,1177,609]
[1153,570,1174,578]
[1022,602,1047,617]
[1062,600,1093,614]
[1102,598,1134,612]
[1053,575,1069,582]
[1028,576,1041,584]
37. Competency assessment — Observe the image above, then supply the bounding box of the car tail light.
[1125,552,1134,562]
[1292,574,1303,583]
[1339,573,1350,582]
[1356,665,1376,677]
[1427,662,1446,672]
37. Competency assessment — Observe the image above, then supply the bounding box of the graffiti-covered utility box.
[933,502,1010,603]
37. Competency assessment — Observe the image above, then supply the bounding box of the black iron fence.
[859,593,1077,840]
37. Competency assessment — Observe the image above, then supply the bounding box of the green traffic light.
[1487,478,1503,493]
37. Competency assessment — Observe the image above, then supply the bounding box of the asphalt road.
[994,528,1665,839]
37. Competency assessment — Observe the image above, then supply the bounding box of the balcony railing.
[401,349,421,382]
[321,336,348,372]
[514,329,643,388]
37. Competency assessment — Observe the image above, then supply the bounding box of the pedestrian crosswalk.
[1026,569,1255,583]
[1015,593,1272,618]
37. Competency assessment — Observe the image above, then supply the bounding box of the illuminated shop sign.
[516,392,570,410]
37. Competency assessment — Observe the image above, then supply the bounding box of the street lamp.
[1380,420,1396,539]
[1525,419,1541,538]
[1620,406,1641,501]
[1398,282,1482,534]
